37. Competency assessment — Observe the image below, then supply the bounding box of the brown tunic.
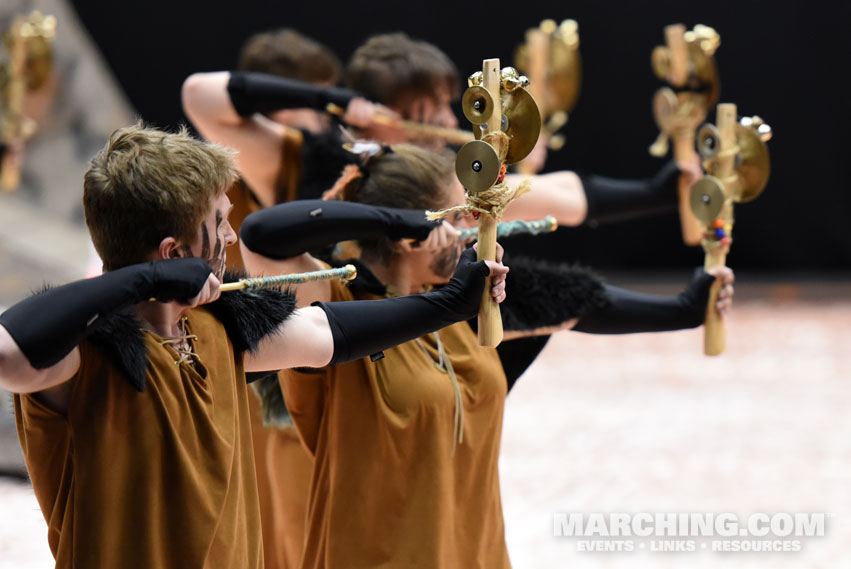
[282,279,511,569]
[226,127,310,569]
[14,307,263,569]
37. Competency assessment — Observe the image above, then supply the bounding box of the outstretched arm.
[246,247,508,371]
[0,259,215,408]
[182,71,287,207]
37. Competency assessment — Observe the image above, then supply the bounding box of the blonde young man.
[0,124,507,569]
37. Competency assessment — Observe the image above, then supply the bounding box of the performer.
[238,144,734,568]
[0,124,506,569]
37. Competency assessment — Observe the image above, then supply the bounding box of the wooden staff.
[475,59,505,347]
[456,215,557,241]
[219,264,357,292]
[325,103,474,145]
[702,103,737,356]
[666,24,705,247]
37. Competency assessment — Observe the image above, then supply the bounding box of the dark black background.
[69,0,849,271]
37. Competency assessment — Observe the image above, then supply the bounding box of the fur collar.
[88,271,296,392]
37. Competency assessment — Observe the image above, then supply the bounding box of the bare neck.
[136,301,190,337]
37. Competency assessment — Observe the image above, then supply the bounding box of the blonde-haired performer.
[239,143,733,569]
[0,124,507,569]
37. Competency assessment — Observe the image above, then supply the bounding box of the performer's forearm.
[572,272,716,334]
[0,258,212,370]
[240,199,438,259]
[227,71,359,117]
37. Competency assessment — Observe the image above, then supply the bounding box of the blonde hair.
[83,123,237,270]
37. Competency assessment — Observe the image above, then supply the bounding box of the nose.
[224,219,238,247]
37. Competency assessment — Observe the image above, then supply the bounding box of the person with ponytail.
[238,142,733,568]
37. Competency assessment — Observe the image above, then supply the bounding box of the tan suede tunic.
[282,279,511,569]
[15,307,263,569]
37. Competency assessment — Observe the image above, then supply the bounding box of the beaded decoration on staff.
[428,60,541,347]
[219,264,357,292]
[689,104,772,355]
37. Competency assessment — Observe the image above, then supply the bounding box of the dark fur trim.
[248,373,293,429]
[88,308,148,392]
[500,254,611,331]
[206,270,297,354]
[83,270,296,393]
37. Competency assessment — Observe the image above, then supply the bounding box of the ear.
[396,238,418,253]
[157,236,185,260]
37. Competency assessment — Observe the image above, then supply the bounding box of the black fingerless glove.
[240,199,440,259]
[227,71,360,117]
[583,160,681,226]
[572,270,716,334]
[314,247,491,365]
[0,258,212,369]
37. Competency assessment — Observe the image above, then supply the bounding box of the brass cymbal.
[651,45,670,81]
[462,86,494,125]
[696,123,721,159]
[455,140,501,193]
[502,87,541,164]
[690,175,726,224]
[733,122,771,203]
[514,21,582,117]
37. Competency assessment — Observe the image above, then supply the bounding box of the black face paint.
[201,210,226,279]
[429,242,461,280]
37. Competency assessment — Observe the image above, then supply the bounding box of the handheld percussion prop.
[690,105,772,355]
[430,60,541,347]
[648,24,720,245]
[514,18,581,156]
[325,103,474,146]
[0,11,56,191]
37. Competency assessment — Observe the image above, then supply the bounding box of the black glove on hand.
[0,258,212,369]
[240,199,440,259]
[572,270,716,334]
[315,247,491,365]
[227,71,359,117]
[583,160,682,226]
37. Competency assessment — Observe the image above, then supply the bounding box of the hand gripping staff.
[430,59,541,346]
[690,104,772,355]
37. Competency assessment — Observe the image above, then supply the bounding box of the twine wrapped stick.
[219,264,357,292]
[455,215,556,241]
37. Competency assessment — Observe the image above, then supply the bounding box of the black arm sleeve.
[583,160,681,226]
[572,271,716,334]
[0,258,212,369]
[314,248,491,365]
[227,71,360,117]
[240,199,440,259]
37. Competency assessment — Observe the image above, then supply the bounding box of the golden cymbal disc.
[696,123,721,159]
[690,175,726,224]
[462,86,494,125]
[733,123,771,203]
[652,87,678,135]
[514,30,582,117]
[455,140,501,193]
[502,87,541,164]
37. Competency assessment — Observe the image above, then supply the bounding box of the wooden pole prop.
[475,59,504,347]
[325,103,474,145]
[701,103,736,355]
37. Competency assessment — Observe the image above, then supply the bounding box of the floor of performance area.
[2,288,850,568]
